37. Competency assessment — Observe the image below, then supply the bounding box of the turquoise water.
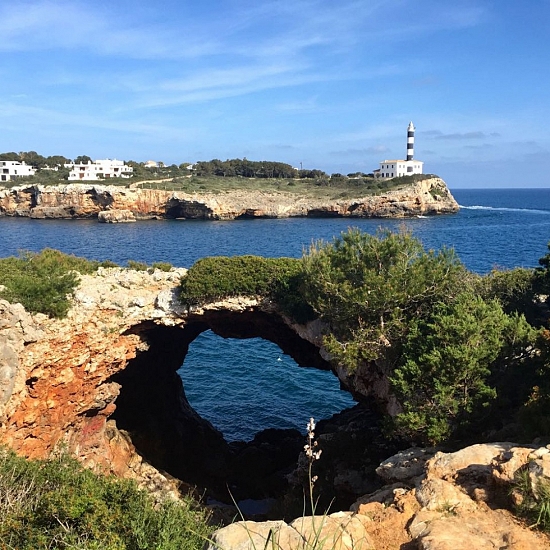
[1,188,550,440]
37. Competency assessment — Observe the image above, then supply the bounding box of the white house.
[66,159,133,181]
[374,159,424,179]
[0,161,36,182]
[374,122,424,179]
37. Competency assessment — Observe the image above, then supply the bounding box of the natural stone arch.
[109,307,338,500]
[0,268,385,508]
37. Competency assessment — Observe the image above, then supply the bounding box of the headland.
[0,176,458,221]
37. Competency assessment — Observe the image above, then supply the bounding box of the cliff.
[1,268,549,548]
[0,177,458,220]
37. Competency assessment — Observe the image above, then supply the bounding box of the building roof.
[381,159,423,163]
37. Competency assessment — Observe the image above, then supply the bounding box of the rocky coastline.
[1,267,548,549]
[0,177,459,221]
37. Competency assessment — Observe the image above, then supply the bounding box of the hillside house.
[374,159,424,179]
[66,159,133,181]
[0,161,36,182]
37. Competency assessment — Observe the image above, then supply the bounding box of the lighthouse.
[374,121,424,179]
[406,121,415,161]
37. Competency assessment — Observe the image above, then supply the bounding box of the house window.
[407,167,413,172]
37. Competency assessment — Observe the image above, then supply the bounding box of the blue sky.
[1,0,549,188]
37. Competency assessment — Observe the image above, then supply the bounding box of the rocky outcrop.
[0,267,418,507]
[209,443,550,550]
[97,209,136,223]
[2,269,550,548]
[0,267,341,501]
[207,513,376,550]
[0,177,459,220]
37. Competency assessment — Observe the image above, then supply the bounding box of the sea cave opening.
[179,330,356,442]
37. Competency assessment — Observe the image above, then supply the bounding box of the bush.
[0,249,112,318]
[151,261,173,272]
[296,228,543,444]
[476,267,538,317]
[390,293,536,444]
[300,228,469,369]
[0,449,212,549]
[127,260,149,271]
[179,255,303,306]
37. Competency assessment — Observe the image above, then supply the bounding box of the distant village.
[0,158,136,183]
[1,123,424,183]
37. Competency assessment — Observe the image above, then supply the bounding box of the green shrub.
[389,293,536,444]
[127,260,149,271]
[179,255,305,308]
[151,261,173,272]
[476,267,537,317]
[300,228,469,369]
[296,228,543,444]
[0,249,112,318]
[0,449,212,549]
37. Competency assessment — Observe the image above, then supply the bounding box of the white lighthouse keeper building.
[374,122,424,179]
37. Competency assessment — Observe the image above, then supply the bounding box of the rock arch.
[108,305,337,500]
[1,268,371,506]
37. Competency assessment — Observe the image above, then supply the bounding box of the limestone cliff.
[0,177,458,220]
[0,266,401,498]
[2,269,550,548]
[0,268,333,497]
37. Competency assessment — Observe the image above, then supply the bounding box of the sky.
[1,0,549,188]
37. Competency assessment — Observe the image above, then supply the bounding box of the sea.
[1,188,549,441]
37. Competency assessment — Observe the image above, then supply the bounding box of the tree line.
[0,151,376,181]
[0,151,92,168]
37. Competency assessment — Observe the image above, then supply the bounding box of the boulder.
[97,209,136,223]
[205,520,303,550]
[290,513,374,550]
[426,443,517,480]
[376,447,436,482]
[206,513,375,550]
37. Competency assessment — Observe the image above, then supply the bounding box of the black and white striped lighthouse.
[406,121,415,161]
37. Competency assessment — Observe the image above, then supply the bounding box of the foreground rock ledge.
[0,177,459,220]
[209,443,550,550]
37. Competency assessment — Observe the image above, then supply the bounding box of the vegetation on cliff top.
[0,250,171,318]
[0,151,442,201]
[0,249,108,318]
[180,229,550,446]
[0,448,212,549]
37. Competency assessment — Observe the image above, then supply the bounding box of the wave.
[459,205,550,215]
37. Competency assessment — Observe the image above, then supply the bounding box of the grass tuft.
[0,448,212,549]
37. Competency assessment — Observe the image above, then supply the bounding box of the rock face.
[97,209,136,223]
[208,442,550,549]
[2,269,550,548]
[0,268,342,500]
[0,177,459,220]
